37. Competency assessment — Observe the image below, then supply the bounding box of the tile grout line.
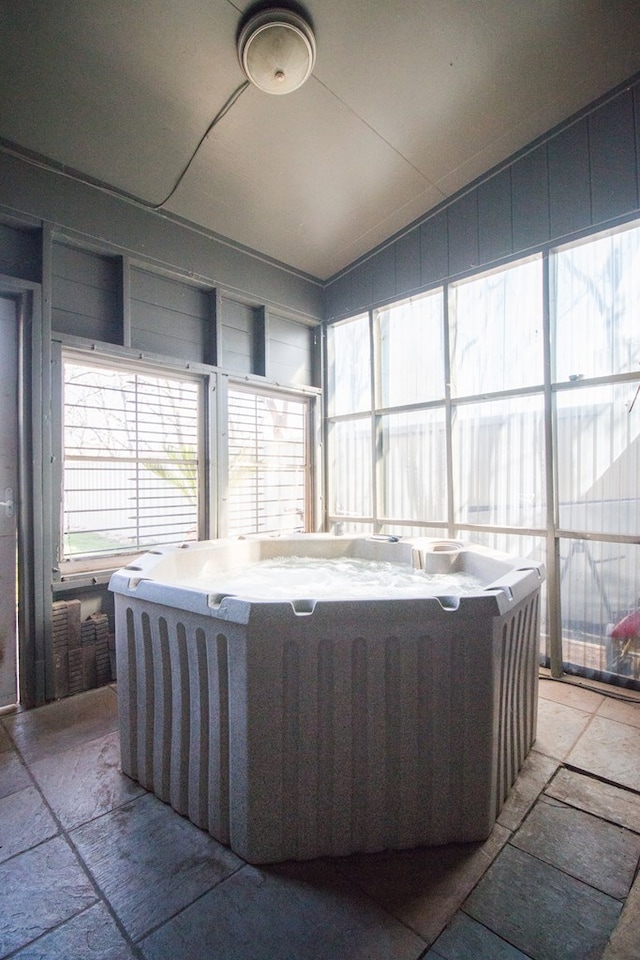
[1,708,145,959]
[136,859,249,946]
[3,703,269,955]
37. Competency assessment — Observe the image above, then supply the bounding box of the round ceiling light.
[238,7,316,95]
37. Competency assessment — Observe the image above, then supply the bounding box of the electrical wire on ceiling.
[0,79,251,214]
[150,79,250,210]
[0,8,317,214]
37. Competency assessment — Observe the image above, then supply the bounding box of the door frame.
[0,275,45,708]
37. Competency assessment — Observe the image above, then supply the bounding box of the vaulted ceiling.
[1,1,639,280]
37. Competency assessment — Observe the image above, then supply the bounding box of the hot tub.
[109,534,544,863]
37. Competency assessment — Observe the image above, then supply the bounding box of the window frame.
[56,347,207,576]
[324,220,640,689]
[222,378,316,538]
[53,342,321,583]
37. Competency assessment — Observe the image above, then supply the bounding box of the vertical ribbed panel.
[187,628,210,829]
[362,632,387,853]
[350,637,368,848]
[208,634,230,843]
[384,637,415,850]
[117,606,138,779]
[316,638,336,852]
[114,582,541,863]
[136,613,155,790]
[495,593,540,812]
[273,630,486,858]
[281,641,301,858]
[169,622,190,815]
[152,617,172,802]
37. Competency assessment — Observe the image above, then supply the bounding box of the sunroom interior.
[2,4,640,959]
[1,11,639,708]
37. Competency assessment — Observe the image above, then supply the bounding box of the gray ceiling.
[1,1,640,281]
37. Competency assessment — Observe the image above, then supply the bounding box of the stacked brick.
[52,600,115,700]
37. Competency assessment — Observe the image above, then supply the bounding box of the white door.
[0,295,18,708]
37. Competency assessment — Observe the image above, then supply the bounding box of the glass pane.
[380,524,447,539]
[466,530,546,564]
[328,520,374,536]
[452,394,546,528]
[449,257,543,396]
[553,223,640,382]
[560,538,640,683]
[326,314,371,416]
[63,461,198,556]
[63,362,199,558]
[376,291,444,406]
[468,531,547,658]
[380,408,447,521]
[227,390,307,536]
[327,419,372,517]
[556,383,640,536]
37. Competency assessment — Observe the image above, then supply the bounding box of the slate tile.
[30,730,144,830]
[0,746,31,798]
[597,696,640,730]
[140,860,427,960]
[70,792,242,941]
[545,767,640,834]
[334,823,510,944]
[534,698,592,760]
[426,911,531,959]
[567,716,640,792]
[0,722,13,752]
[538,678,604,713]
[511,795,640,899]
[0,785,58,863]
[497,750,559,831]
[601,869,640,960]
[0,835,97,957]
[5,687,118,765]
[464,843,622,960]
[11,903,136,960]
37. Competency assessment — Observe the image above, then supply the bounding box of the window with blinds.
[227,387,308,536]
[62,358,200,559]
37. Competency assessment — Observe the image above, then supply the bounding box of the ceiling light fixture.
[237,7,316,95]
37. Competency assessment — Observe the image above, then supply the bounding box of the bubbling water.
[186,555,486,600]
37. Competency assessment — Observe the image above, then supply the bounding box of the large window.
[551,223,640,682]
[326,222,640,688]
[62,360,316,563]
[449,258,542,395]
[62,358,200,560]
[226,387,310,536]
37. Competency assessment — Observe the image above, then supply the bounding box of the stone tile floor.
[1,675,639,959]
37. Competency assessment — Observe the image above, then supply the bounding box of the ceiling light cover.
[238,8,316,95]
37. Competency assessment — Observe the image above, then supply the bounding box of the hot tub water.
[181,555,486,601]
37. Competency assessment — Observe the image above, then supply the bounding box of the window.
[553,224,640,382]
[376,290,444,406]
[449,257,543,396]
[326,224,640,688]
[226,386,310,536]
[326,293,448,535]
[62,357,200,560]
[552,223,640,682]
[326,313,371,416]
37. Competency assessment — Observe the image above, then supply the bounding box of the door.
[0,295,18,708]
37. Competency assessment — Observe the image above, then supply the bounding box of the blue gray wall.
[0,149,324,326]
[325,76,640,321]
